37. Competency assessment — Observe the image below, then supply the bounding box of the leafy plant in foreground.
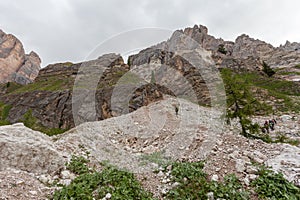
[164,161,249,199]
[210,174,249,200]
[251,166,300,200]
[66,155,90,175]
[53,159,155,200]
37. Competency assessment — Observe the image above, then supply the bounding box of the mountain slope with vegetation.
[0,24,300,199]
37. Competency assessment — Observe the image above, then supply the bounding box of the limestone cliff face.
[280,41,300,52]
[145,25,300,71]
[0,53,173,130]
[232,34,275,60]
[232,35,300,69]
[0,29,41,84]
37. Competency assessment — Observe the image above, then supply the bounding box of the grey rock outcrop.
[0,123,66,174]
[128,25,225,106]
[0,29,41,84]
[0,53,172,130]
[266,144,300,186]
[232,34,275,60]
[280,41,300,52]
[182,24,232,52]
[130,24,300,72]
[4,90,73,129]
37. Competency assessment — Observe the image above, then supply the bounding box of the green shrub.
[223,70,300,113]
[54,158,300,200]
[251,166,300,199]
[294,64,300,69]
[259,134,274,143]
[168,161,206,182]
[0,102,12,125]
[66,155,90,175]
[40,128,66,136]
[1,104,12,120]
[52,172,102,200]
[239,72,299,97]
[210,174,249,200]
[0,120,10,126]
[285,138,300,146]
[63,62,73,67]
[218,44,227,54]
[277,71,300,76]
[53,161,154,200]
[96,165,154,199]
[20,109,66,136]
[164,161,249,199]
[262,61,275,77]
[22,109,36,128]
[258,132,300,146]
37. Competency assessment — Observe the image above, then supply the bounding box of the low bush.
[66,155,90,175]
[164,161,249,199]
[53,161,154,200]
[21,109,66,136]
[251,166,300,199]
[0,102,12,125]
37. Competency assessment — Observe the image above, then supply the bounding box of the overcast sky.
[1,0,300,67]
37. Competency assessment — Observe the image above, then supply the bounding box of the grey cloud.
[0,0,299,67]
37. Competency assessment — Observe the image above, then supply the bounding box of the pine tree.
[218,44,227,55]
[262,61,275,77]
[221,69,270,138]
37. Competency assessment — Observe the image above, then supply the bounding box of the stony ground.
[0,96,299,199]
[0,169,54,200]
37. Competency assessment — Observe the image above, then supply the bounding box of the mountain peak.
[0,29,41,84]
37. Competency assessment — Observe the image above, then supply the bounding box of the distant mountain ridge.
[1,25,300,85]
[0,29,41,84]
[147,24,300,70]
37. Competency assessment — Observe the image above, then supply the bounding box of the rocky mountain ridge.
[1,24,300,133]
[148,25,300,70]
[0,29,41,84]
[128,24,300,91]
[0,24,300,199]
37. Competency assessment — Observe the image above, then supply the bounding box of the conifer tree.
[221,69,270,137]
[262,61,275,77]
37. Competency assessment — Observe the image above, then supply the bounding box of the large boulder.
[0,123,66,174]
[266,144,300,186]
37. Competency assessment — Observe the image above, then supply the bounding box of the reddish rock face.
[0,29,41,84]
